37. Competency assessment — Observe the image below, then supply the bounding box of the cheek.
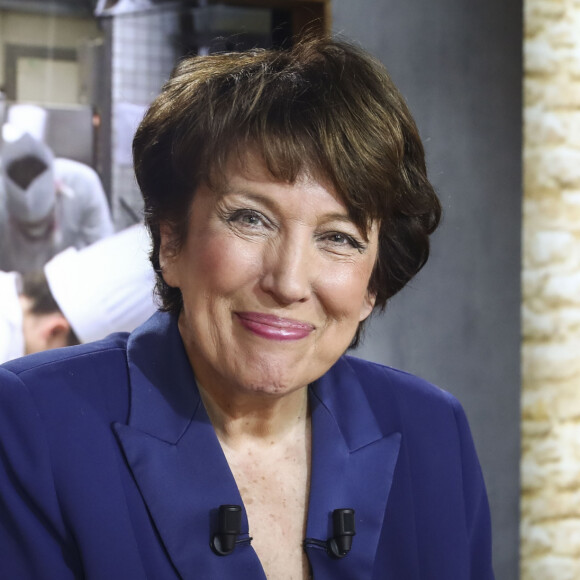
[188,235,262,294]
[318,262,375,318]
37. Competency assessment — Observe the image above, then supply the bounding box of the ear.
[158,222,180,288]
[45,312,71,349]
[42,313,72,350]
[359,290,376,322]
[20,298,72,354]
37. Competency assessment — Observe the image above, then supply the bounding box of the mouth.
[235,312,315,341]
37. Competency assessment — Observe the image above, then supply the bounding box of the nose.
[259,236,314,305]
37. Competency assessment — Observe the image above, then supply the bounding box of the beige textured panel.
[522,0,580,577]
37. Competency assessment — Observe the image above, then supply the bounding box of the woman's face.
[160,156,378,400]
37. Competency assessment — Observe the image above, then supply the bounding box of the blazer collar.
[122,310,199,442]
[305,357,401,580]
[115,312,401,579]
[114,312,264,578]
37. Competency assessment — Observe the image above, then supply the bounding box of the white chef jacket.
[0,271,24,364]
[0,158,114,273]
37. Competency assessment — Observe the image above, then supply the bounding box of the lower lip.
[236,313,314,341]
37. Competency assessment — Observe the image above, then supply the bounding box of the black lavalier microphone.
[211,505,242,556]
[212,505,355,558]
[327,508,356,558]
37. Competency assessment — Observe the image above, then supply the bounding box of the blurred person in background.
[0,224,155,364]
[0,130,114,273]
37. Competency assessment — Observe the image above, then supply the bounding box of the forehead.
[223,151,321,190]
[211,150,363,214]
[213,153,347,212]
[210,147,308,187]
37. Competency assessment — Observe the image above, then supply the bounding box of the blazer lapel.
[305,357,401,580]
[113,313,265,579]
[114,313,400,579]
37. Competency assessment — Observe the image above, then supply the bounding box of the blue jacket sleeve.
[0,368,80,579]
[451,397,495,579]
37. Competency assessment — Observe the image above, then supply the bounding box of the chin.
[237,369,307,397]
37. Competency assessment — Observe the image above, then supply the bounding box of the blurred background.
[1,1,577,579]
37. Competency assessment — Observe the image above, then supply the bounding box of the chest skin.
[221,422,312,580]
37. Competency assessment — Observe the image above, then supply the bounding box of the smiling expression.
[160,156,379,400]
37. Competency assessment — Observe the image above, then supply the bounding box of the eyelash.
[320,232,366,251]
[225,208,366,251]
[226,209,269,228]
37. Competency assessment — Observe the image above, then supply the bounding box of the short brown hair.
[133,36,441,347]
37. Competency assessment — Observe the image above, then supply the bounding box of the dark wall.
[333,1,522,578]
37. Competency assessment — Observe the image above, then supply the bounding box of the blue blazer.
[0,312,494,579]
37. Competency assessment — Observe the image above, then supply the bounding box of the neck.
[197,382,310,449]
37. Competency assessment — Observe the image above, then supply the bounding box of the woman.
[0,37,494,579]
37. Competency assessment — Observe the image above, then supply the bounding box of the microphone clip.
[327,508,356,559]
[211,504,242,556]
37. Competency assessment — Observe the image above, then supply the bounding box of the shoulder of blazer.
[340,354,464,434]
[1,332,131,425]
[2,332,129,374]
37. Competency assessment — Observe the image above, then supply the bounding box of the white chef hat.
[44,224,158,343]
[1,132,55,223]
[6,103,48,143]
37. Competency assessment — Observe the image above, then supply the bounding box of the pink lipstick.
[235,312,314,341]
